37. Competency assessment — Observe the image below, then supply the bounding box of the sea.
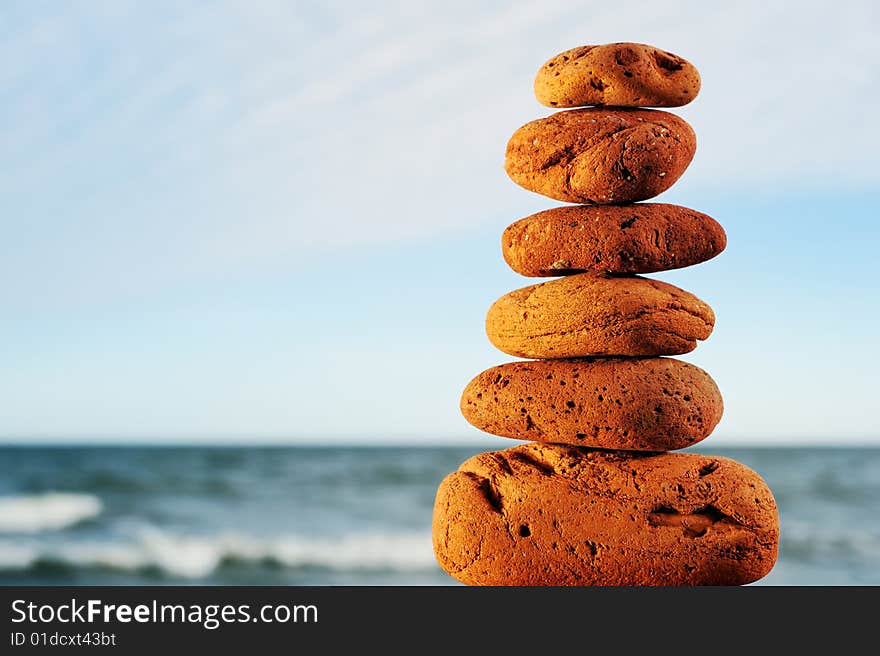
[0,446,877,586]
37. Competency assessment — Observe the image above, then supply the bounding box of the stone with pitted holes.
[432,444,779,585]
[460,357,722,450]
[485,272,714,359]
[505,108,695,204]
[534,42,701,108]
[502,203,726,276]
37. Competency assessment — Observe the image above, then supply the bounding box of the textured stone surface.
[504,108,696,204]
[461,357,722,450]
[502,203,725,276]
[534,42,701,108]
[433,444,779,586]
[485,272,714,359]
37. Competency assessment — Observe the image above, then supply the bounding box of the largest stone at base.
[433,444,778,586]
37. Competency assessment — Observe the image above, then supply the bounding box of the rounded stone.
[504,108,696,204]
[433,444,779,586]
[485,273,714,359]
[534,42,701,108]
[460,357,722,450]
[502,203,726,276]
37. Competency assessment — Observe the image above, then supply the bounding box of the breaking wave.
[0,493,103,534]
[0,526,435,579]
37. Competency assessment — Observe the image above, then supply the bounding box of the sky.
[1,0,878,445]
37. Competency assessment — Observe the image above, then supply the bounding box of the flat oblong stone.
[460,357,722,450]
[432,444,779,586]
[502,203,726,276]
[504,108,696,205]
[485,272,714,358]
[534,42,701,108]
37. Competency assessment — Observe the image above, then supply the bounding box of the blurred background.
[1,1,878,585]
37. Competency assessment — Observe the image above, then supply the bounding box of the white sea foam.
[0,493,103,533]
[0,527,436,578]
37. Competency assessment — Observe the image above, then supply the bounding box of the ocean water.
[0,446,876,586]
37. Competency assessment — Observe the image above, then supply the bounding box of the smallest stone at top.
[534,42,700,108]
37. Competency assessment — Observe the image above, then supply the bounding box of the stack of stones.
[433,43,779,585]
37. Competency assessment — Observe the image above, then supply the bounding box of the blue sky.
[1,1,878,444]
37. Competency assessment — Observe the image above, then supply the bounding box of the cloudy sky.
[1,1,878,444]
